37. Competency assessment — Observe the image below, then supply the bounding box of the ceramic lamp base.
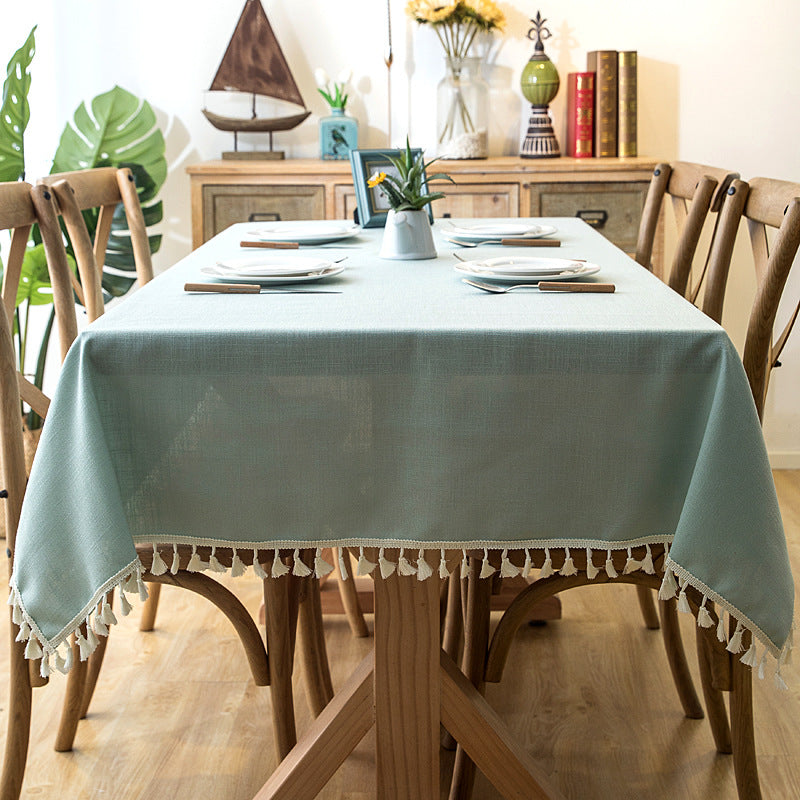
[520,106,560,159]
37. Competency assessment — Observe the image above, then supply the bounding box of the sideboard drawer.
[528,181,649,253]
[202,184,325,239]
[436,184,519,219]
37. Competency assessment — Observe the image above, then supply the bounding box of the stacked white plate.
[245,220,361,245]
[201,256,344,285]
[441,221,557,245]
[454,255,600,283]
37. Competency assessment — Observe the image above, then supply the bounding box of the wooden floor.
[2,471,799,799]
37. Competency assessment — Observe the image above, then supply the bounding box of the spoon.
[462,278,615,294]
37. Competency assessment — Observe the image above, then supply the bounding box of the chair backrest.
[37,167,154,322]
[635,161,740,300]
[0,182,81,420]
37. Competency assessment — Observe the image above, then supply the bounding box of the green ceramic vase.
[520,56,560,107]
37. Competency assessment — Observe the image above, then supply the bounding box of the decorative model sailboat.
[202,0,310,158]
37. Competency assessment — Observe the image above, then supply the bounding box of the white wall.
[3,0,800,463]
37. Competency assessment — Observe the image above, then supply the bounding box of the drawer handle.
[576,209,608,229]
[248,212,282,222]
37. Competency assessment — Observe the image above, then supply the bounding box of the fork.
[462,278,615,293]
[450,237,561,248]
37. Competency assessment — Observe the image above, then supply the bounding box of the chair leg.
[54,633,88,752]
[2,619,33,800]
[79,633,111,719]
[696,626,732,753]
[298,577,334,717]
[138,581,161,632]
[730,649,762,799]
[441,573,463,751]
[449,557,493,800]
[264,572,300,759]
[636,585,661,629]
[659,597,704,719]
[334,548,369,638]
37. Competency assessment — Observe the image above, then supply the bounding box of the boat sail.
[202,0,310,147]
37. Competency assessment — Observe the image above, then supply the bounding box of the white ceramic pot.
[379,209,437,260]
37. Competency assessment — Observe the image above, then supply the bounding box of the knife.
[240,240,299,249]
[184,282,340,294]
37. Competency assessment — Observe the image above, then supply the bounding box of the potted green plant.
[367,139,453,260]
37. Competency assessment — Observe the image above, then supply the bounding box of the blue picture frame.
[349,148,434,228]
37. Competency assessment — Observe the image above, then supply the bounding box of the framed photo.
[349,148,435,228]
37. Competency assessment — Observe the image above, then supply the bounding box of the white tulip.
[336,67,353,85]
[314,68,330,87]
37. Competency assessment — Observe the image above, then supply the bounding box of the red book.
[566,72,594,158]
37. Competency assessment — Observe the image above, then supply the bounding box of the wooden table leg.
[373,571,441,800]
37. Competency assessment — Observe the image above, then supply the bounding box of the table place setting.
[241,219,362,247]
[453,254,601,284]
[200,254,346,286]
[442,219,559,247]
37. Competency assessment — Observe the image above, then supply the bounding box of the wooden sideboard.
[186,156,663,269]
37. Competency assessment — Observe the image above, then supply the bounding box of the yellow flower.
[406,0,459,24]
[367,171,387,188]
[470,0,505,30]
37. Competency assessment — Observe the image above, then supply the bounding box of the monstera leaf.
[51,85,166,296]
[0,26,35,182]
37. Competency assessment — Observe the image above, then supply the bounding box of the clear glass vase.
[436,56,489,159]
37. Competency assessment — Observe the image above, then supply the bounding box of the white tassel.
[416,550,433,581]
[539,548,554,578]
[252,551,269,580]
[101,598,117,627]
[39,652,51,679]
[187,545,203,572]
[775,665,788,691]
[641,544,655,575]
[623,547,640,575]
[460,550,469,579]
[697,597,714,628]
[12,602,22,626]
[118,588,133,616]
[726,621,745,654]
[658,568,677,600]
[438,549,449,579]
[479,548,496,579]
[717,611,727,643]
[314,547,334,578]
[53,648,67,674]
[136,574,149,602]
[585,548,599,580]
[397,548,416,576]
[64,646,74,673]
[521,548,532,579]
[208,547,227,573]
[93,614,109,637]
[15,620,30,642]
[377,547,395,578]
[170,544,180,575]
[230,549,247,577]
[271,550,290,578]
[559,547,578,576]
[24,636,42,660]
[357,547,377,576]
[150,545,168,576]
[677,589,691,615]
[292,548,313,577]
[338,549,350,580]
[76,630,91,661]
[781,628,794,666]
[85,623,99,651]
[604,550,618,579]
[500,549,519,578]
[740,641,759,668]
[124,573,139,594]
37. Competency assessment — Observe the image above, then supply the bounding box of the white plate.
[245,221,361,245]
[214,255,332,277]
[200,264,345,285]
[471,256,587,276]
[454,262,600,283]
[442,222,557,242]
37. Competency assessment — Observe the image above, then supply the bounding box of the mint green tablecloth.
[10,218,794,677]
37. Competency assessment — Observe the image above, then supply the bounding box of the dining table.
[10,216,794,799]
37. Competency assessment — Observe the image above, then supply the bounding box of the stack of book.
[565,50,637,159]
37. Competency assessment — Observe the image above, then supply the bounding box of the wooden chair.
[635,161,739,300]
[0,181,330,797]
